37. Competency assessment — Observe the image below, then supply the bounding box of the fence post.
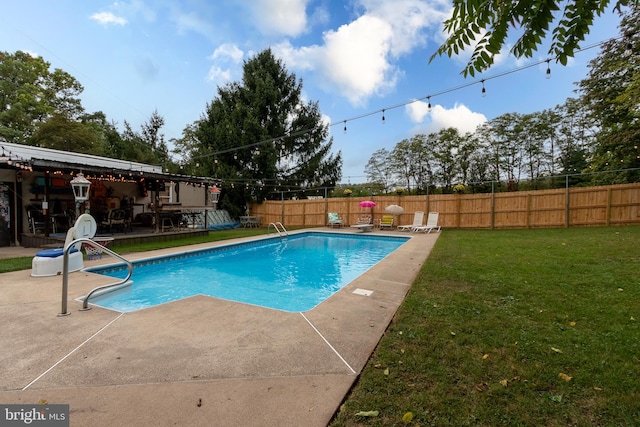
[302,198,306,227]
[565,175,570,228]
[425,184,430,215]
[491,181,495,230]
[526,193,531,228]
[324,187,328,227]
[606,187,612,226]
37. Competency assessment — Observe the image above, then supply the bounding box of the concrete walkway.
[0,229,439,426]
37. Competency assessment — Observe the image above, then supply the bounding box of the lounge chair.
[397,211,424,231]
[379,215,394,230]
[414,212,441,233]
[351,215,373,232]
[327,212,344,228]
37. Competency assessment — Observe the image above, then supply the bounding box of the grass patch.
[331,226,640,426]
[0,228,268,273]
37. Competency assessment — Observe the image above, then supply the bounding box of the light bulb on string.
[481,80,486,97]
[427,96,432,110]
[625,38,633,57]
[546,59,551,79]
[343,120,347,134]
[381,109,386,124]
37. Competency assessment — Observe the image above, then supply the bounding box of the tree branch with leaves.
[430,0,635,76]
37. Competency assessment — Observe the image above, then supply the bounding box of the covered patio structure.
[0,141,219,249]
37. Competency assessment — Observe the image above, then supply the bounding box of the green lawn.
[330,226,640,426]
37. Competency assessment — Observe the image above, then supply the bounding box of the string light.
[546,59,551,79]
[130,35,629,167]
[624,32,634,57]
[381,109,386,124]
[0,145,32,170]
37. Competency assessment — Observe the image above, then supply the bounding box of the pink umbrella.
[358,200,377,208]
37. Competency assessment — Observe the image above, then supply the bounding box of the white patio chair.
[414,212,441,233]
[397,211,424,231]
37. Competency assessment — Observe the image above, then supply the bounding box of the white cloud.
[90,11,127,26]
[211,43,244,64]
[406,99,431,122]
[272,41,317,71]
[206,66,232,86]
[272,0,449,106]
[247,0,310,37]
[407,101,487,134]
[358,0,449,56]
[321,15,398,105]
[206,44,245,87]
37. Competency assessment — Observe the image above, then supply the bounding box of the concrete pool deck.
[0,228,439,426]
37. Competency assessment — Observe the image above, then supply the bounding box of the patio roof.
[0,141,215,185]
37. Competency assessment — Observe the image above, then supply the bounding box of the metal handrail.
[58,237,133,316]
[267,222,288,236]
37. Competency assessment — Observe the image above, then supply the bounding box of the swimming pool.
[86,232,409,313]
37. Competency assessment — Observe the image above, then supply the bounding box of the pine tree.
[196,49,341,216]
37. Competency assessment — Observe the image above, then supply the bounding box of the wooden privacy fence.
[249,183,640,229]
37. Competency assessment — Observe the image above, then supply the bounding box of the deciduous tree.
[577,4,640,183]
[0,51,84,143]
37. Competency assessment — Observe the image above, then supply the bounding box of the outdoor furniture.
[397,211,424,231]
[350,215,373,232]
[183,210,205,229]
[240,216,261,228]
[327,212,343,228]
[414,212,441,233]
[161,217,175,232]
[379,215,394,230]
[27,209,55,234]
[100,209,126,233]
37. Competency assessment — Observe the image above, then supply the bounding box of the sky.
[0,0,624,184]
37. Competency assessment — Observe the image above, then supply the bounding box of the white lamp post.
[70,172,91,216]
[209,186,220,209]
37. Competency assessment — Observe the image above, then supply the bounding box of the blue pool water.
[86,232,409,313]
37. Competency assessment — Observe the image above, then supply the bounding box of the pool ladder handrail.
[58,237,133,316]
[268,222,288,236]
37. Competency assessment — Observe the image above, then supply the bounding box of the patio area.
[0,229,439,426]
